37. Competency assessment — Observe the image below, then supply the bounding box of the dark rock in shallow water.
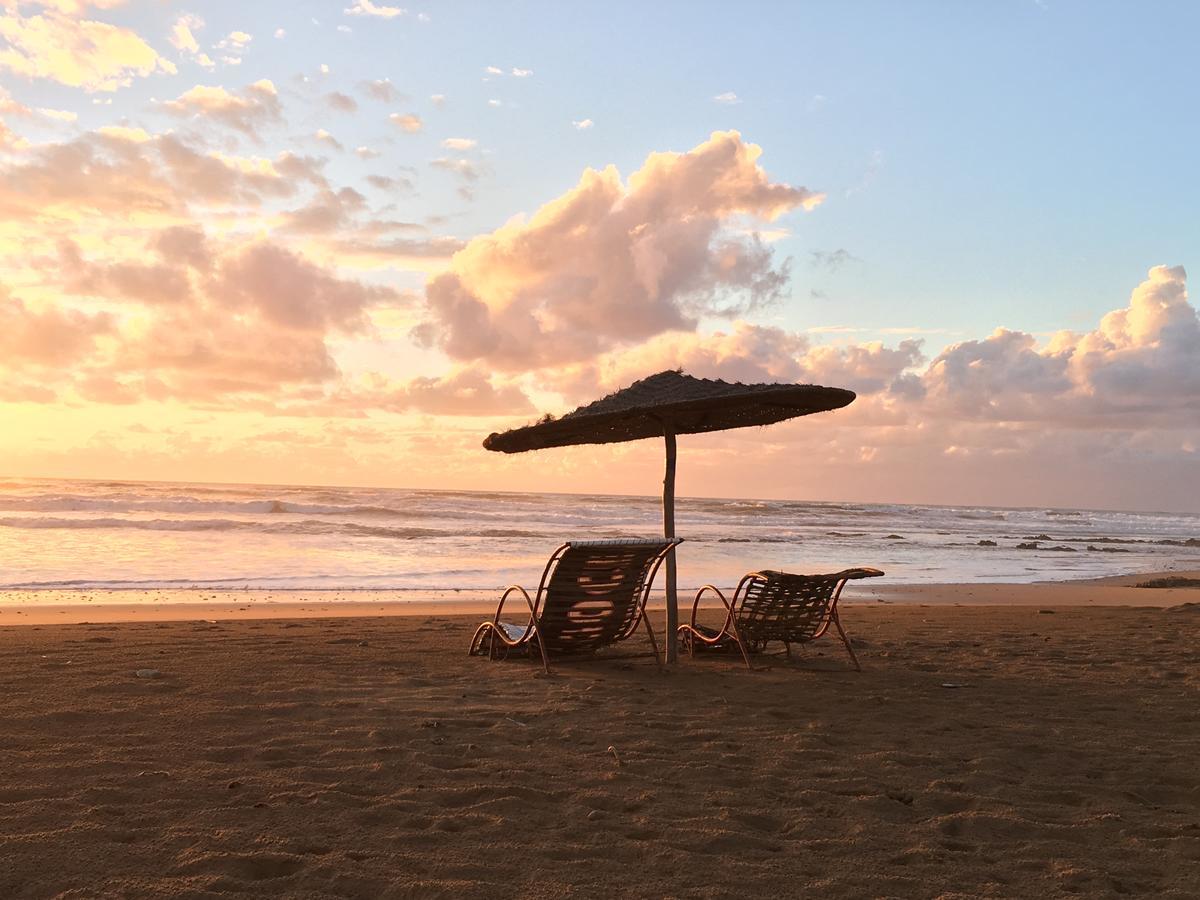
[1088,545,1131,553]
[977,540,997,547]
[1016,542,1040,550]
[1046,545,1077,552]
[1138,577,1200,589]
[884,534,905,540]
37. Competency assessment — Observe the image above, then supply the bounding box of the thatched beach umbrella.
[484,370,856,662]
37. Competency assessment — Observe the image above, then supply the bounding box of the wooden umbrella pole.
[662,423,678,664]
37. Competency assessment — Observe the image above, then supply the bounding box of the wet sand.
[3,568,1198,626]
[1,584,1199,897]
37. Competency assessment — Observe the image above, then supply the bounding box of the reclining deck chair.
[677,568,883,670]
[469,538,679,673]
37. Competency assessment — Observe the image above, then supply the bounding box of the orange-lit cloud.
[161,81,282,141]
[0,6,175,92]
[415,131,824,370]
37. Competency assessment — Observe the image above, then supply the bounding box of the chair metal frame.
[469,538,680,674]
[678,567,883,670]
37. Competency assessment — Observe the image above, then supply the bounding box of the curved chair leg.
[534,630,551,675]
[831,612,861,672]
[640,612,663,671]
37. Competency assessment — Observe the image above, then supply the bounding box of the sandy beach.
[2,579,1199,898]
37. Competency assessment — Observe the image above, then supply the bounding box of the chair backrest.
[734,570,846,650]
[534,538,677,655]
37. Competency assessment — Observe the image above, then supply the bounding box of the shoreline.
[1,569,1196,626]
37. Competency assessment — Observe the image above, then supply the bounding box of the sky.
[0,0,1197,512]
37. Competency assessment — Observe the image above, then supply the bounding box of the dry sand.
[1,587,1199,897]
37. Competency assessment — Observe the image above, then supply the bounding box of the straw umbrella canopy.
[484,370,856,662]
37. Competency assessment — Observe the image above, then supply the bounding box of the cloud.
[389,112,422,133]
[550,322,924,404]
[360,78,402,103]
[345,0,406,18]
[161,80,283,141]
[0,288,112,366]
[430,93,445,107]
[168,13,202,55]
[0,7,176,92]
[809,248,857,272]
[413,131,824,371]
[440,137,476,150]
[0,130,325,224]
[209,241,396,334]
[511,67,532,77]
[713,92,740,105]
[216,30,252,51]
[365,174,413,192]
[429,156,481,200]
[279,186,367,234]
[0,85,74,123]
[356,368,533,416]
[19,227,412,404]
[428,158,478,179]
[326,91,358,112]
[846,149,884,197]
[572,118,594,130]
[355,145,380,159]
[314,128,343,151]
[920,265,1200,426]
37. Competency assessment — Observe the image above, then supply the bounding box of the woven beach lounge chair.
[468,538,680,673]
[677,568,884,670]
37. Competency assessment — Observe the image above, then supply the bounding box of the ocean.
[0,477,1196,595]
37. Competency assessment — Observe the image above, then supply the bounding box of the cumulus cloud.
[19,224,415,404]
[550,323,924,405]
[0,288,112,365]
[441,137,476,150]
[345,0,406,18]
[326,91,358,112]
[168,13,202,55]
[314,128,343,150]
[0,7,176,91]
[713,91,740,104]
[161,80,283,141]
[355,368,533,416]
[209,241,396,334]
[360,78,401,102]
[365,173,413,192]
[216,30,252,51]
[279,186,367,234]
[389,112,422,133]
[0,130,325,224]
[413,131,824,370]
[572,118,593,130]
[922,265,1200,426]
